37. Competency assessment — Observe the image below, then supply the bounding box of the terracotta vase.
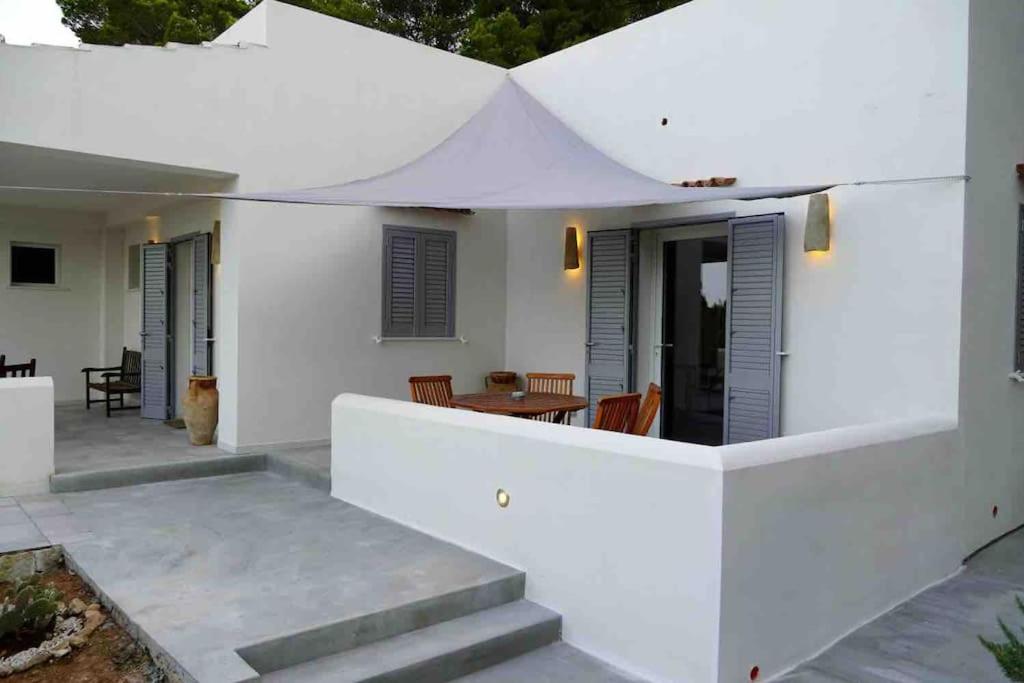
[183,376,219,446]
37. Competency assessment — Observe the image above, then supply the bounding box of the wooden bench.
[82,347,141,417]
[0,355,36,378]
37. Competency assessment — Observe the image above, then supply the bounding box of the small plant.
[980,595,1024,681]
[0,577,63,641]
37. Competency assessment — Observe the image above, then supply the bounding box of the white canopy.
[223,77,828,210]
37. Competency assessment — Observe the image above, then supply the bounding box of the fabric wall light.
[804,193,831,252]
[564,226,580,270]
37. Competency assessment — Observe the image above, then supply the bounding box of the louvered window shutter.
[1015,206,1024,372]
[192,233,213,376]
[141,243,171,420]
[585,230,634,426]
[382,227,455,338]
[723,215,785,443]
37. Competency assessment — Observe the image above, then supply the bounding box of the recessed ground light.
[993,505,999,518]
[661,117,669,126]
[496,489,510,508]
[749,665,760,681]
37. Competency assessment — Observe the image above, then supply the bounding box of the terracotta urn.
[183,376,219,446]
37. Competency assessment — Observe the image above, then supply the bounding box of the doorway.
[658,228,728,444]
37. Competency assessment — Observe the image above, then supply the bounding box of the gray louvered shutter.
[141,243,171,420]
[724,214,785,443]
[383,229,417,337]
[586,230,634,426]
[420,232,455,337]
[1016,206,1024,372]
[192,233,213,376]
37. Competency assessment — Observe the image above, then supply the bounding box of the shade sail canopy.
[224,77,827,210]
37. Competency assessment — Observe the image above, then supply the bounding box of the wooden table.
[450,392,588,423]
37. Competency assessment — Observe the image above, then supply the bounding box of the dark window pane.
[11,245,57,285]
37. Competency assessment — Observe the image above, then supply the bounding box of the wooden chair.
[484,371,518,393]
[526,372,575,424]
[82,347,142,417]
[0,355,36,378]
[592,392,642,433]
[630,383,663,436]
[409,375,453,408]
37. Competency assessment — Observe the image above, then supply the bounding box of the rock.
[32,547,62,574]
[6,647,52,673]
[68,598,87,615]
[0,659,12,676]
[0,552,34,582]
[70,610,105,647]
[86,602,100,612]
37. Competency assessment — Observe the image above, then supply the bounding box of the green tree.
[56,0,690,66]
[461,9,539,68]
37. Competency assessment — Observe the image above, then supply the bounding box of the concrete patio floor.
[54,404,331,489]
[47,472,526,681]
[782,528,1024,682]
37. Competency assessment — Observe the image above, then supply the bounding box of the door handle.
[204,338,216,342]
[655,343,674,349]
[776,351,790,357]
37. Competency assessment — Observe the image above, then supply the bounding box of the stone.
[68,598,87,615]
[32,547,62,574]
[0,552,34,582]
[6,647,52,673]
[70,610,105,647]
[86,602,100,612]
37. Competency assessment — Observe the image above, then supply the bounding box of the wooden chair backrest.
[592,392,642,433]
[121,348,142,387]
[526,373,574,395]
[526,373,575,423]
[484,371,518,393]
[409,375,453,407]
[0,356,36,378]
[631,383,663,436]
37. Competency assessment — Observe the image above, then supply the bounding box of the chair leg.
[106,392,111,418]
[85,383,90,410]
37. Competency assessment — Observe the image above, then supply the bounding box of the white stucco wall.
[506,182,965,436]
[505,0,969,436]
[718,417,963,682]
[331,394,724,683]
[0,378,54,496]
[331,398,965,683]
[0,0,508,448]
[958,0,1024,553]
[0,206,106,402]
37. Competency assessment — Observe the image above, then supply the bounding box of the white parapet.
[0,377,55,496]
[331,395,964,683]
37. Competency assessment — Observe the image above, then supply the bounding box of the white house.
[1,0,1023,680]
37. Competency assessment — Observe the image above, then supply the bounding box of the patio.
[53,404,330,490]
[4,472,644,682]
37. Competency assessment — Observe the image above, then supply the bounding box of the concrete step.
[452,642,648,682]
[50,454,267,492]
[257,600,560,683]
[239,572,526,675]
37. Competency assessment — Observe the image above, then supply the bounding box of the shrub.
[0,577,62,641]
[981,595,1024,681]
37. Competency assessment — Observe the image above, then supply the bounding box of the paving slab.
[786,528,1024,682]
[52,472,522,682]
[55,404,233,474]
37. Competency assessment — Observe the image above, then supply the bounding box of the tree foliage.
[56,0,690,66]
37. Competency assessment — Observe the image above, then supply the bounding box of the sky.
[0,0,78,46]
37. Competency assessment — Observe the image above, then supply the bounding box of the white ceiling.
[0,141,236,215]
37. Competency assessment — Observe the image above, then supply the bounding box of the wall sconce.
[803,193,831,252]
[564,226,580,270]
[212,220,221,265]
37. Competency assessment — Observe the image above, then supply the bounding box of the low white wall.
[331,394,724,683]
[332,397,967,682]
[0,378,55,496]
[717,416,964,682]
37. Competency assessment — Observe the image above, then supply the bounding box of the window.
[127,244,141,290]
[382,226,456,338]
[10,243,59,287]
